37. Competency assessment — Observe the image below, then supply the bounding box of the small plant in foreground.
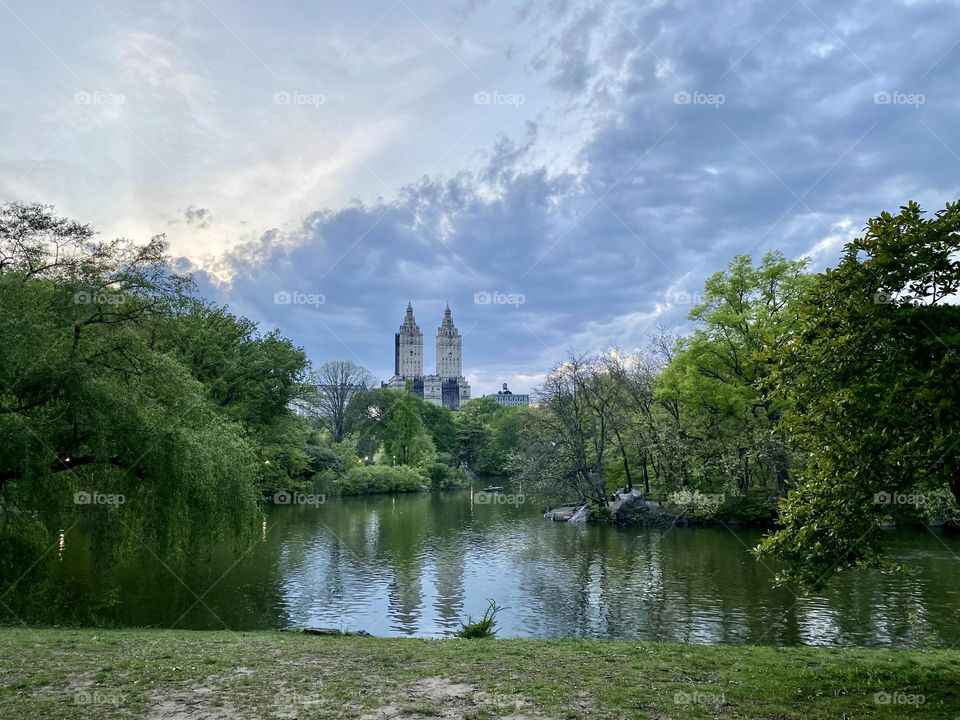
[455,599,502,639]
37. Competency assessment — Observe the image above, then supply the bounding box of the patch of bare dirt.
[358,677,557,720]
[146,687,240,720]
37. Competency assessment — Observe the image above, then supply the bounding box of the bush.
[720,493,777,522]
[667,489,725,520]
[424,462,465,490]
[333,465,428,496]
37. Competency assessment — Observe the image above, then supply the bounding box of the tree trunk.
[613,428,632,491]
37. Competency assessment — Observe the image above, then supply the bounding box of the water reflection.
[47,487,960,647]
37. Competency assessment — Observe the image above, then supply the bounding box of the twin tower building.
[386,302,471,410]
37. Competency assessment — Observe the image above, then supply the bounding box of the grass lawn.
[0,628,957,718]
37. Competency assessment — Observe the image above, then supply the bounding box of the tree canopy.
[759,200,960,586]
[0,203,311,586]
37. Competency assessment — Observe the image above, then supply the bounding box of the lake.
[51,485,960,647]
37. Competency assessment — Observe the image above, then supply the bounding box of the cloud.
[183,205,213,228]
[195,0,960,396]
[6,0,959,396]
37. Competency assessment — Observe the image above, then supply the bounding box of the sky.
[2,0,959,394]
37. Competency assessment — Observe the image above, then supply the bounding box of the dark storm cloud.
[198,0,960,394]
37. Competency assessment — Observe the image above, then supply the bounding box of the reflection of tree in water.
[42,515,291,629]
[37,493,960,647]
[510,524,807,643]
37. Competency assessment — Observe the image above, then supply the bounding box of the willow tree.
[0,204,294,594]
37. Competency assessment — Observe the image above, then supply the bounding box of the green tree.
[419,401,457,456]
[380,390,434,468]
[760,201,960,587]
[657,252,811,495]
[0,203,264,575]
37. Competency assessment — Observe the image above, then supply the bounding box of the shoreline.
[0,628,953,719]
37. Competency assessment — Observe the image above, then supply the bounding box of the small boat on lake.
[482,485,504,492]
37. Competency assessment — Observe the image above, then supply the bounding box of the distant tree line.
[298,370,526,497]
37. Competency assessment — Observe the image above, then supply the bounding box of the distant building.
[487,382,529,407]
[385,303,471,410]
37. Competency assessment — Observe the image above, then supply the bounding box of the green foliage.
[456,398,525,476]
[760,200,960,587]
[454,599,502,639]
[515,254,812,512]
[332,465,429,495]
[419,402,457,455]
[423,461,465,490]
[656,251,811,495]
[329,389,523,484]
[0,203,310,592]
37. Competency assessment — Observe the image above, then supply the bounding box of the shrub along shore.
[0,628,956,719]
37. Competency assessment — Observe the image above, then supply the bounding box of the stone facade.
[394,302,423,378]
[435,306,461,378]
[387,303,471,410]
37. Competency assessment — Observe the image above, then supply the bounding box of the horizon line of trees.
[2,198,958,596]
